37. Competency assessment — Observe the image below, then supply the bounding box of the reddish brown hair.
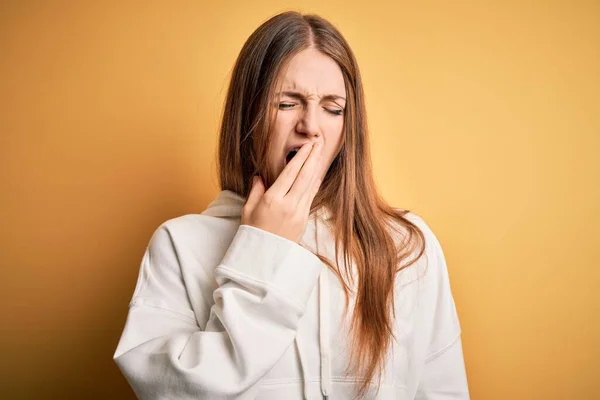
[217,11,425,398]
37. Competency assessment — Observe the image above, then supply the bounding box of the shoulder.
[403,211,444,255]
[388,209,444,259]
[389,210,449,286]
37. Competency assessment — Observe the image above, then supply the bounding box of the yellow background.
[1,1,598,399]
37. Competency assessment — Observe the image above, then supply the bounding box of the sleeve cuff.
[218,224,323,309]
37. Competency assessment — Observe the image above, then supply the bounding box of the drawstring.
[295,333,310,399]
[294,211,332,399]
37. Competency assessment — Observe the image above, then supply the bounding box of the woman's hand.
[241,142,324,243]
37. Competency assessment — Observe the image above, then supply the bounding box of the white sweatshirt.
[113,190,470,399]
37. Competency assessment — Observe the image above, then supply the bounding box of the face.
[265,47,346,186]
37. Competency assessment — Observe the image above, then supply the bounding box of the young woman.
[114,11,469,400]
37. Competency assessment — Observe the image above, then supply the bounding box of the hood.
[202,189,332,399]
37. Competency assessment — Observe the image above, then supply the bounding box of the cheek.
[273,112,296,135]
[324,120,345,160]
[269,114,293,156]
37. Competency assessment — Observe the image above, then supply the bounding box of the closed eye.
[325,108,343,116]
[278,102,343,116]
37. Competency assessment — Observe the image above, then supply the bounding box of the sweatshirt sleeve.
[113,223,323,400]
[414,219,470,400]
[415,335,469,400]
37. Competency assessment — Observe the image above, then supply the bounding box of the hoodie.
[113,190,470,399]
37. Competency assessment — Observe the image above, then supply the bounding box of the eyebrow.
[278,90,346,103]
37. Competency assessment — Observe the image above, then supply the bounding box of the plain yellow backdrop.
[1,1,598,399]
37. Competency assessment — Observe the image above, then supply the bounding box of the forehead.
[279,48,345,96]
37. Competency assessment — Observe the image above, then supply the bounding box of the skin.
[267,47,346,183]
[242,48,346,243]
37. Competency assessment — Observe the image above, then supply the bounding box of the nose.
[296,105,320,138]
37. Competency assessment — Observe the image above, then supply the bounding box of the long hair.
[217,11,426,399]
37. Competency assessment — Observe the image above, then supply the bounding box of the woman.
[114,11,469,400]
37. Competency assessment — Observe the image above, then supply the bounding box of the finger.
[298,160,324,212]
[267,142,313,197]
[287,141,323,201]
